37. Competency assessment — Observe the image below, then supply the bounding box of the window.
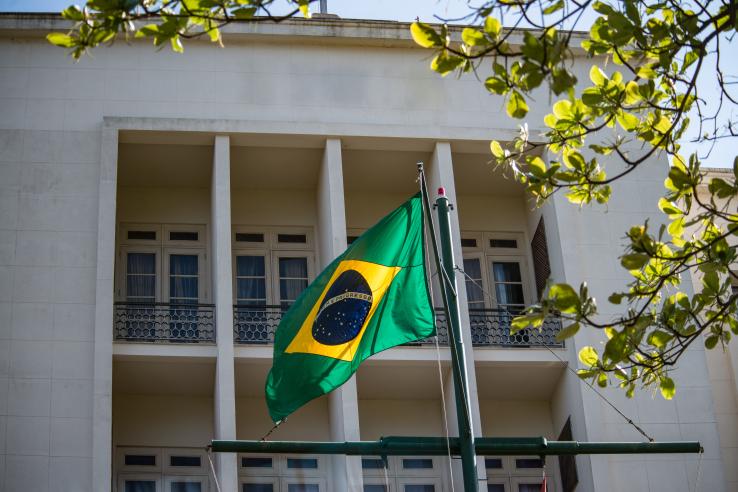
[461,232,532,314]
[362,456,444,491]
[118,448,208,492]
[232,229,314,311]
[117,224,209,306]
[485,456,556,492]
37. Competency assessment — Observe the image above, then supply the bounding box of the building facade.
[0,13,734,492]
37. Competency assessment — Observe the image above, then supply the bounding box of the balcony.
[114,302,216,343]
[232,306,562,348]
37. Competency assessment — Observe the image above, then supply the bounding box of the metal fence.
[114,302,216,343]
[232,306,562,348]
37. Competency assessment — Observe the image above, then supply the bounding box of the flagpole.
[418,163,478,492]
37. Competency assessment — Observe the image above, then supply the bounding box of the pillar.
[426,142,488,489]
[211,135,238,491]
[317,138,364,492]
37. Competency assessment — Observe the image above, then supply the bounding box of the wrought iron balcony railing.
[114,302,216,343]
[422,308,563,348]
[233,305,284,344]
[233,305,562,348]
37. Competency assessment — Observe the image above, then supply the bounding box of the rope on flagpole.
[206,446,223,492]
[260,419,284,442]
[418,163,456,491]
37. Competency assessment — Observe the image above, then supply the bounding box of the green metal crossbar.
[210,436,702,456]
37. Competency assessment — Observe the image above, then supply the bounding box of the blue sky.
[1,0,733,168]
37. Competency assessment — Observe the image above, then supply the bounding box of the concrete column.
[211,135,238,491]
[317,138,363,492]
[426,142,487,489]
[93,126,118,491]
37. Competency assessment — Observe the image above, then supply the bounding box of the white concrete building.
[0,12,734,492]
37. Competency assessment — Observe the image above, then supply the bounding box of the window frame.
[163,248,208,304]
[238,454,278,476]
[120,223,163,246]
[510,476,554,492]
[361,456,391,478]
[461,253,491,312]
[162,448,208,475]
[118,246,162,303]
[396,476,442,492]
[232,250,272,306]
[163,224,207,248]
[486,255,531,312]
[281,476,326,492]
[117,473,163,492]
[117,447,163,473]
[362,478,394,492]
[279,455,325,478]
[163,474,209,492]
[271,251,315,309]
[239,476,279,492]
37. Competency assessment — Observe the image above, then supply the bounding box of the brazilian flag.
[265,193,434,422]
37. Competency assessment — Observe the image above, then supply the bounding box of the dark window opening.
[361,458,385,469]
[485,458,503,469]
[286,458,318,469]
[490,238,518,249]
[128,230,156,241]
[277,234,307,244]
[461,238,478,248]
[242,457,273,468]
[531,218,552,299]
[402,458,433,469]
[170,455,201,467]
[124,454,156,466]
[169,231,199,241]
[515,458,544,469]
[558,417,579,492]
[236,232,265,243]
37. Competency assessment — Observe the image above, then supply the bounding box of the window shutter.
[531,218,552,299]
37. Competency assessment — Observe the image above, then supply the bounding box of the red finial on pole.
[438,187,446,197]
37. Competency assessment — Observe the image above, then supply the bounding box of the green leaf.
[579,346,599,366]
[555,322,580,341]
[484,76,508,94]
[484,16,502,38]
[411,22,443,48]
[61,5,84,21]
[616,111,640,131]
[542,0,564,15]
[705,335,719,349]
[552,100,573,120]
[549,283,579,313]
[47,32,76,48]
[462,28,487,46]
[490,140,505,159]
[620,253,649,270]
[589,65,607,85]
[648,330,673,348]
[510,312,544,333]
[733,156,738,181]
[608,293,624,304]
[506,91,528,118]
[431,51,464,76]
[659,377,675,400]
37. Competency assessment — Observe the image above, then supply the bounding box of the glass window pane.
[287,485,319,492]
[243,485,274,492]
[237,278,266,301]
[280,279,308,304]
[170,482,201,492]
[286,458,318,469]
[237,256,265,277]
[488,485,506,492]
[170,456,201,467]
[241,457,272,468]
[279,257,308,278]
[463,258,482,278]
[170,277,198,300]
[515,458,544,469]
[170,255,198,276]
[485,458,503,469]
[125,481,156,492]
[128,253,156,274]
[404,486,435,492]
[492,262,522,283]
[362,458,385,469]
[402,458,433,469]
[364,486,387,492]
[124,454,156,466]
[518,484,542,492]
[495,283,525,307]
[127,275,155,299]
